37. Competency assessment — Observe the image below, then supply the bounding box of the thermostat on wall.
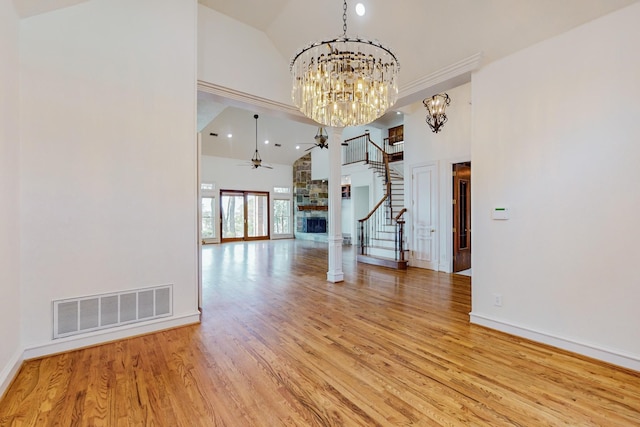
[492,207,510,220]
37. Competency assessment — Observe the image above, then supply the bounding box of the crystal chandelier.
[423,93,451,133]
[290,0,400,128]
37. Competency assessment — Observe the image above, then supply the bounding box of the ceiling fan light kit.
[314,127,328,147]
[247,114,272,169]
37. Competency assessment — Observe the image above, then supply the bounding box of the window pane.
[274,199,291,234]
[221,194,244,238]
[247,194,269,238]
[201,197,215,238]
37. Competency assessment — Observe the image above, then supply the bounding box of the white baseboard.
[23,312,201,361]
[470,312,640,372]
[438,262,451,273]
[0,349,25,400]
[271,235,294,240]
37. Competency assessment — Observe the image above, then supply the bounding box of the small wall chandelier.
[423,93,451,133]
[290,0,400,127]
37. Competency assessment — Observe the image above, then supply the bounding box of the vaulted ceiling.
[199,0,636,87]
[13,0,639,164]
[15,0,638,87]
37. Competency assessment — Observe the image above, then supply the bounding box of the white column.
[326,127,344,282]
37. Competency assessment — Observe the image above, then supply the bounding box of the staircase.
[344,132,408,269]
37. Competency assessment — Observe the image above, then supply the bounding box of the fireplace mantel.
[297,205,328,211]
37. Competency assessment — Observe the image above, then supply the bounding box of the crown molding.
[197,81,316,125]
[198,52,483,123]
[396,52,483,108]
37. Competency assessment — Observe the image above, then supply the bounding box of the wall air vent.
[52,285,172,339]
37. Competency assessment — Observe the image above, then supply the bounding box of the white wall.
[19,0,199,354]
[342,163,377,244]
[311,146,329,181]
[197,4,291,105]
[201,155,293,194]
[404,83,472,272]
[471,3,640,370]
[0,0,23,395]
[201,155,294,240]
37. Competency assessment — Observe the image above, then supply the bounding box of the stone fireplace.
[303,217,327,233]
[293,153,328,242]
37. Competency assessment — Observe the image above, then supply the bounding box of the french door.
[220,190,270,242]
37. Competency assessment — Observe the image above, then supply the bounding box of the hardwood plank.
[1,239,639,426]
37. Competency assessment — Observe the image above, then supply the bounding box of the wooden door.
[411,164,438,270]
[453,163,471,272]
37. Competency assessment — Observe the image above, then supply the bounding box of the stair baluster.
[345,132,407,269]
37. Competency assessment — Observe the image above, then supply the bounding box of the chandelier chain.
[342,0,347,36]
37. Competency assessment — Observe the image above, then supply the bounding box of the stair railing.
[343,133,369,165]
[383,137,404,161]
[394,208,407,261]
[358,192,389,256]
[354,133,406,261]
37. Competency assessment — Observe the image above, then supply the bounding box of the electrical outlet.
[493,293,503,307]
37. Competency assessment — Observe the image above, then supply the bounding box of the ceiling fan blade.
[305,145,315,151]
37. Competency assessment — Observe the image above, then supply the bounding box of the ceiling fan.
[240,114,272,169]
[304,127,348,151]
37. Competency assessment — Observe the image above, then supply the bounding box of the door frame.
[200,191,218,245]
[197,132,202,311]
[443,157,471,273]
[452,162,471,272]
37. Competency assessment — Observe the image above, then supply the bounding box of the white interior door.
[411,163,438,270]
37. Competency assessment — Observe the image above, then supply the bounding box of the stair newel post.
[326,127,344,283]
[397,220,405,261]
[395,220,399,260]
[359,220,365,255]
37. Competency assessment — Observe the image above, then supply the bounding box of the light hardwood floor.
[1,239,639,426]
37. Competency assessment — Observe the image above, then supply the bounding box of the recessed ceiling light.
[355,3,365,16]
[227,133,232,138]
[396,111,401,115]
[264,140,269,145]
[296,145,300,150]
